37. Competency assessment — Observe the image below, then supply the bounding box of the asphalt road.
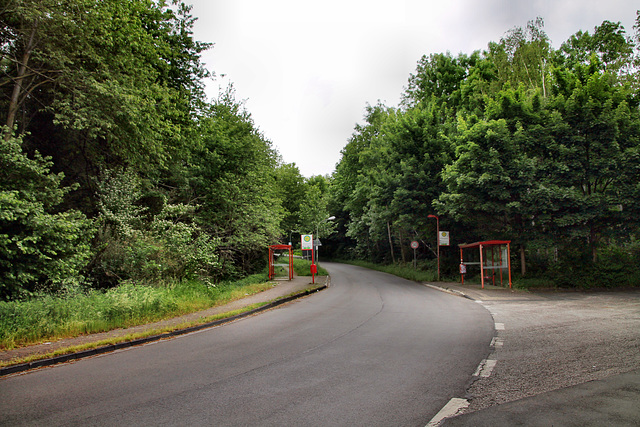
[0,263,494,426]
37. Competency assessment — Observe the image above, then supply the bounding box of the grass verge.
[0,302,270,369]
[0,274,273,350]
[340,259,438,282]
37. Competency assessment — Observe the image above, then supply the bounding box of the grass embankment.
[0,274,274,351]
[341,260,438,282]
[270,257,329,278]
[292,258,329,276]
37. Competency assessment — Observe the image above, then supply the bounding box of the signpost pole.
[301,234,315,284]
[428,215,440,281]
[410,240,419,270]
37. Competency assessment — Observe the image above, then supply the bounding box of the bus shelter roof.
[459,240,511,249]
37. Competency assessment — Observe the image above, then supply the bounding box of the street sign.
[439,231,450,246]
[410,241,419,249]
[301,234,313,250]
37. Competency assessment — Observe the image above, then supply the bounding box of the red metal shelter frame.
[268,244,293,281]
[459,240,512,289]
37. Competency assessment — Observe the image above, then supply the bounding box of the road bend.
[0,263,494,426]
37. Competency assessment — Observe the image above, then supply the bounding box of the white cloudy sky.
[187,0,638,177]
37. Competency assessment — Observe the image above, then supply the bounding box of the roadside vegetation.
[0,275,273,350]
[326,15,640,290]
[1,0,639,358]
[340,260,438,283]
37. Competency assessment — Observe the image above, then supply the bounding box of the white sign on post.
[439,231,450,246]
[301,234,313,250]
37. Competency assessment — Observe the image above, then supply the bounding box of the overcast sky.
[188,0,638,177]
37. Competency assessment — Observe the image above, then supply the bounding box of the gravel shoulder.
[428,282,640,414]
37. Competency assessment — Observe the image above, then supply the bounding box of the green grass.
[340,260,437,282]
[292,258,329,276]
[0,302,271,368]
[0,274,273,350]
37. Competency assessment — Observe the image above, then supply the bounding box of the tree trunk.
[399,230,406,264]
[5,24,38,139]
[387,221,396,264]
[590,226,600,263]
[520,245,526,276]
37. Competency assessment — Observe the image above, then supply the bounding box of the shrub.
[0,132,94,300]
[90,169,222,287]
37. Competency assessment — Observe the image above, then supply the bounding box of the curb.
[424,283,475,301]
[1,284,328,377]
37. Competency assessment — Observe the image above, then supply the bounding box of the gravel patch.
[466,290,640,412]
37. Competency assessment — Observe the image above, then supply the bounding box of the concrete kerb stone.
[1,278,329,377]
[424,283,475,301]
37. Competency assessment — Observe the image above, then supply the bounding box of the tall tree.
[1,0,210,185]
[540,62,640,261]
[187,89,283,277]
[488,17,552,96]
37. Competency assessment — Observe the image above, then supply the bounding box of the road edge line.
[426,398,470,427]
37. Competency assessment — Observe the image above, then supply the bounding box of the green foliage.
[0,133,94,299]
[91,169,221,287]
[291,258,328,277]
[329,14,640,287]
[0,274,271,349]
[1,0,210,169]
[341,260,438,282]
[187,89,284,276]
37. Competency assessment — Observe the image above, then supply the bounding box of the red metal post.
[288,246,293,280]
[479,244,485,289]
[311,235,315,284]
[507,242,512,289]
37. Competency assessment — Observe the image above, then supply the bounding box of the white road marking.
[495,322,505,330]
[426,398,470,427]
[491,337,504,348]
[473,358,497,377]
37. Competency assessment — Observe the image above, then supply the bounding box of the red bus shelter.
[268,244,293,281]
[459,240,512,289]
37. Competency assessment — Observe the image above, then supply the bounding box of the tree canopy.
[2,5,639,298]
[329,15,640,286]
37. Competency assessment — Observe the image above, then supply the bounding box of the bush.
[292,258,328,276]
[0,132,94,300]
[538,242,640,289]
[90,169,222,287]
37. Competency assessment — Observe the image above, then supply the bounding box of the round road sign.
[410,241,419,249]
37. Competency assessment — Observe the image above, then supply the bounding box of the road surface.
[0,263,494,426]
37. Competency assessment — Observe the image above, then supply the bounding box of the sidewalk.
[1,275,328,376]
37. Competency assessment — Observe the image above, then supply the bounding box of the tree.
[403,52,476,113]
[539,63,640,261]
[556,19,635,79]
[187,89,283,277]
[0,132,93,299]
[1,0,210,201]
[437,116,536,274]
[273,162,307,240]
[487,17,552,96]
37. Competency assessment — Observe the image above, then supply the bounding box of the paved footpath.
[1,275,328,376]
[426,282,640,427]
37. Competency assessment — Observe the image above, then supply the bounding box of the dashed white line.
[426,398,470,427]
[473,358,498,377]
[427,296,504,425]
[491,337,504,348]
